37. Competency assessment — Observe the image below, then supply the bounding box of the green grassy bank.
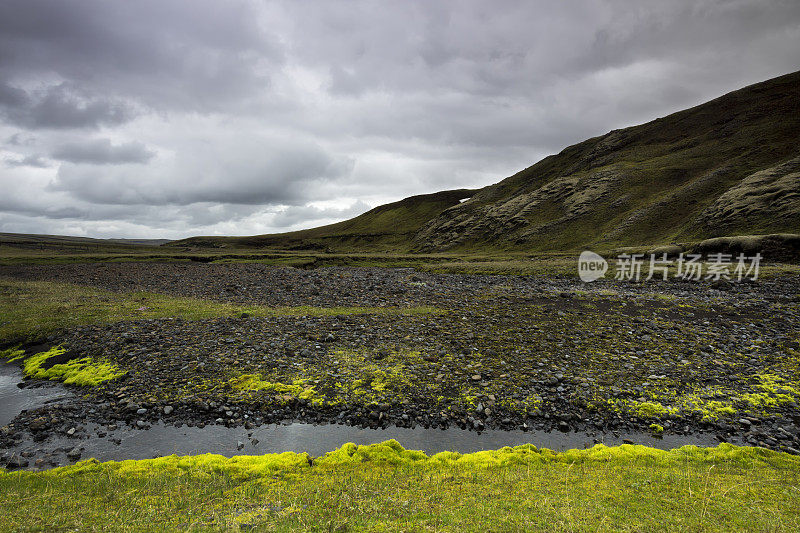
[1,441,798,531]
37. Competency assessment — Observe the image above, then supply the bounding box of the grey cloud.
[0,0,281,113]
[0,82,135,130]
[5,154,50,168]
[0,82,28,108]
[51,137,354,206]
[5,133,36,146]
[0,186,246,227]
[270,201,372,229]
[51,139,155,165]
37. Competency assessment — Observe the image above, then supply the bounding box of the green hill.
[175,70,800,254]
[414,70,800,252]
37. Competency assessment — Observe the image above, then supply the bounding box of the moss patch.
[21,346,126,387]
[0,346,25,362]
[228,374,324,406]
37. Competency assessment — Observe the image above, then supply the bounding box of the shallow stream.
[1,363,727,468]
[0,362,71,427]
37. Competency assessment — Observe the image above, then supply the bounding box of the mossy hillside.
[1,441,799,531]
[6,73,799,257]
[0,279,444,343]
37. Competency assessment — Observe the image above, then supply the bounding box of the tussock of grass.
[0,279,444,342]
[1,441,799,531]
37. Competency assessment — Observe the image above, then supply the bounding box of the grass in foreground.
[0,279,443,343]
[0,441,798,531]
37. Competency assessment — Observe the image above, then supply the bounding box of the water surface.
[0,362,71,427]
[69,419,724,463]
[0,363,728,466]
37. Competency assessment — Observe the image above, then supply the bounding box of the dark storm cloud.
[50,139,154,165]
[0,0,281,113]
[0,0,798,238]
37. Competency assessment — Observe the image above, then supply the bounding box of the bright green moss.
[632,401,675,418]
[229,374,324,406]
[698,401,736,419]
[593,384,741,422]
[369,370,390,392]
[649,423,664,435]
[306,439,800,470]
[6,439,798,479]
[0,346,25,362]
[21,346,126,386]
[54,449,312,481]
[318,440,429,466]
[59,439,778,473]
[326,349,414,404]
[460,395,478,410]
[741,373,800,412]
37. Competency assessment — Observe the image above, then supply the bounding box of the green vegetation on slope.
[413,70,800,252]
[1,441,798,531]
[0,279,443,343]
[170,188,476,252]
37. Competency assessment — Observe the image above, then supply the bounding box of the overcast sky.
[1,0,799,239]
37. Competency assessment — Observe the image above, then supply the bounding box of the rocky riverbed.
[1,262,799,469]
